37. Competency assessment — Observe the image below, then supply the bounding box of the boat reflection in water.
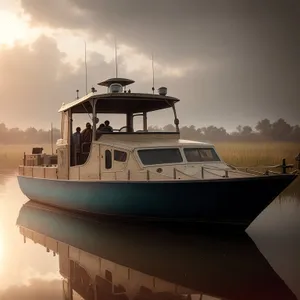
[16,201,297,300]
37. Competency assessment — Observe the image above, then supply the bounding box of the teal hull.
[17,174,297,229]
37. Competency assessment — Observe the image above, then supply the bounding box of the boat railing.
[174,165,257,180]
[229,157,298,176]
[172,168,200,180]
[140,159,299,181]
[137,165,250,181]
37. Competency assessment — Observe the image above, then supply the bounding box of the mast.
[84,41,88,95]
[50,122,54,155]
[151,52,155,94]
[114,37,118,78]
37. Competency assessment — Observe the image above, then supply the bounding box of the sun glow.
[0,10,40,46]
[0,227,3,273]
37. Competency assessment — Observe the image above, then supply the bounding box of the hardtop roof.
[58,91,180,114]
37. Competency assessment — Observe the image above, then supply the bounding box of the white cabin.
[19,77,251,181]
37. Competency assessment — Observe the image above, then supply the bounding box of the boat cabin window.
[114,150,127,162]
[184,148,220,162]
[105,150,112,169]
[137,148,183,165]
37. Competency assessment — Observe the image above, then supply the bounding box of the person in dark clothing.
[72,127,81,165]
[104,120,113,132]
[80,122,93,163]
[97,123,105,131]
[81,122,93,143]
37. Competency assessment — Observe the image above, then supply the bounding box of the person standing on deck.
[81,122,93,143]
[104,120,113,132]
[72,127,81,165]
[80,122,93,163]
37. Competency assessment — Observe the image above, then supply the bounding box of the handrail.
[199,164,247,175]
[201,168,226,178]
[117,157,299,182]
[230,162,294,171]
[174,168,200,179]
[224,156,298,176]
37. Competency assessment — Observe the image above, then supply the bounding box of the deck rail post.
[281,158,287,174]
[147,170,150,181]
[201,167,204,179]
[173,168,176,179]
[279,158,294,174]
[296,153,300,171]
[224,170,229,178]
[128,170,131,181]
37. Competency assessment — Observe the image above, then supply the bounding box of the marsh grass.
[0,144,52,168]
[215,142,300,168]
[0,142,299,169]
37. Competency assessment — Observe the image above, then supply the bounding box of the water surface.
[0,169,299,299]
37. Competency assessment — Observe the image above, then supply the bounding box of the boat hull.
[17,174,297,229]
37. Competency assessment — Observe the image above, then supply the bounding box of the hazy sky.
[0,0,299,131]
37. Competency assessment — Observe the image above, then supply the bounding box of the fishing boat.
[17,76,298,230]
[16,201,297,300]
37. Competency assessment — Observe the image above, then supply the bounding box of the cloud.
[0,279,62,300]
[0,35,115,129]
[14,0,300,129]
[20,0,300,65]
[2,0,300,130]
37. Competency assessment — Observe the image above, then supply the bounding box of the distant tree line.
[0,123,61,144]
[0,118,299,144]
[150,118,300,142]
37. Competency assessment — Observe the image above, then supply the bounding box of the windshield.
[184,148,220,162]
[138,148,183,165]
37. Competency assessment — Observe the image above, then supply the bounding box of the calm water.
[0,169,299,300]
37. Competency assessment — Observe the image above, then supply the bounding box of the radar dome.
[109,83,123,93]
[158,87,167,96]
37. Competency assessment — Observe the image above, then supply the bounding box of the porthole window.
[105,150,112,169]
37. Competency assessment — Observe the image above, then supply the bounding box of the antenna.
[151,52,155,94]
[50,123,54,155]
[114,37,118,78]
[84,41,88,95]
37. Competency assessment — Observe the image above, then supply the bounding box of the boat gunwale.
[17,173,298,183]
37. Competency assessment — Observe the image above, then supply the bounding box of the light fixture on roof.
[158,86,167,96]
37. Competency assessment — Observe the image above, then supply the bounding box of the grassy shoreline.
[0,142,299,169]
